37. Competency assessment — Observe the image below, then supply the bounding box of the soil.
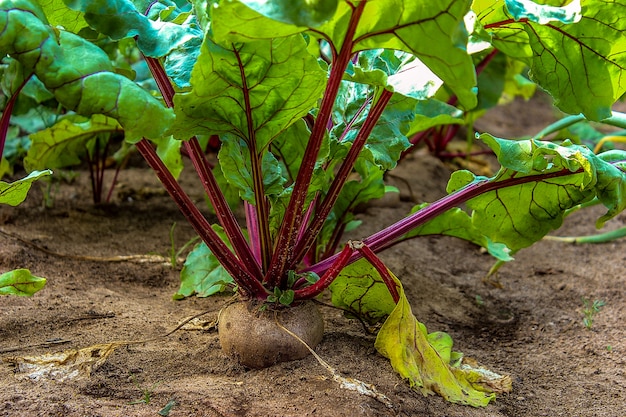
[1,95,625,417]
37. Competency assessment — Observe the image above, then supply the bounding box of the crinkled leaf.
[0,170,52,206]
[64,0,201,57]
[331,83,412,170]
[40,0,89,33]
[350,0,477,109]
[447,135,626,252]
[24,114,123,171]
[477,0,626,121]
[218,135,286,203]
[346,50,444,101]
[0,269,46,296]
[173,34,326,149]
[524,3,626,121]
[214,0,477,108]
[65,0,203,87]
[6,342,123,381]
[0,1,174,140]
[174,233,235,299]
[474,0,532,60]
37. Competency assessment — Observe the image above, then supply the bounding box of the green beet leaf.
[24,115,123,171]
[218,0,477,109]
[478,0,626,121]
[0,269,47,296]
[64,0,202,87]
[331,83,413,171]
[402,204,513,262]
[351,0,477,109]
[329,259,398,325]
[0,170,52,206]
[174,228,235,299]
[39,0,89,33]
[446,135,626,253]
[0,0,174,141]
[153,135,184,180]
[218,135,287,204]
[474,0,532,60]
[173,34,326,148]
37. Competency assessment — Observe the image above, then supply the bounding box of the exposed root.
[276,320,394,409]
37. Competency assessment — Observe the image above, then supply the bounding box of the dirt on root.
[1,95,625,417]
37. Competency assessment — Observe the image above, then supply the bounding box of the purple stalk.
[266,1,367,287]
[289,88,394,272]
[293,242,354,300]
[0,74,32,159]
[136,139,268,298]
[232,47,273,273]
[245,201,262,265]
[304,167,586,277]
[143,56,264,284]
[354,242,400,303]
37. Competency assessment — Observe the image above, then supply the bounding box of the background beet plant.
[1,0,626,407]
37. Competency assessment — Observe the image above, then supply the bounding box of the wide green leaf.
[174,239,235,299]
[477,0,626,121]
[350,0,477,109]
[215,0,478,109]
[24,114,123,171]
[447,135,626,252]
[64,0,201,57]
[0,1,174,141]
[65,0,203,87]
[474,0,532,60]
[173,34,326,149]
[40,0,89,33]
[218,135,286,203]
[0,170,52,206]
[329,258,399,325]
[0,269,46,296]
[524,2,626,121]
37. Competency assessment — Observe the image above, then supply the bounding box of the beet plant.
[1,0,626,407]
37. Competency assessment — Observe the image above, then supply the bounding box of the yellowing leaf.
[374,272,510,407]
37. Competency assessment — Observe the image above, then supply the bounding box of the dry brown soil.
[1,96,625,416]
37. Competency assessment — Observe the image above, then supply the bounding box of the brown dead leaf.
[4,342,127,381]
